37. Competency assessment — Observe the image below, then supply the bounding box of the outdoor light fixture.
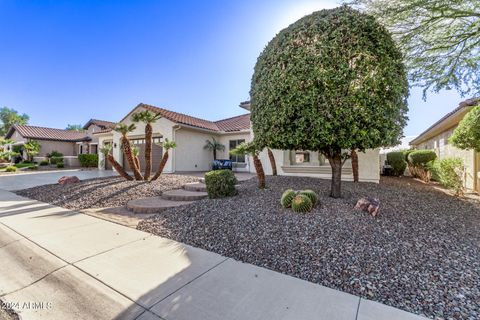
[113,143,117,148]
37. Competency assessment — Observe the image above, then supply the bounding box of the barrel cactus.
[291,194,313,213]
[280,189,297,208]
[299,189,318,206]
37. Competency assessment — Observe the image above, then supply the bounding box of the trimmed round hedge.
[407,150,437,166]
[386,151,407,176]
[205,170,238,199]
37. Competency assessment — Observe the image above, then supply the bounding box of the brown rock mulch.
[138,176,480,319]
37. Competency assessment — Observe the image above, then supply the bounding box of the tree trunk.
[151,151,169,181]
[267,148,277,176]
[253,155,266,189]
[122,137,143,180]
[328,153,343,198]
[107,154,133,180]
[134,156,141,172]
[351,149,359,183]
[144,123,152,180]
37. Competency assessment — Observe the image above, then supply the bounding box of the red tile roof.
[138,103,250,132]
[6,125,90,142]
[215,114,251,132]
[83,119,116,130]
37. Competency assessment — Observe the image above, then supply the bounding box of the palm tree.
[131,144,141,172]
[151,138,177,181]
[351,149,359,182]
[132,110,162,180]
[100,144,133,180]
[267,148,277,176]
[204,137,224,160]
[114,123,143,180]
[230,142,265,189]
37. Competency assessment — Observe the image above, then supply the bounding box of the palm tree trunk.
[134,156,141,172]
[151,151,169,181]
[122,136,143,180]
[351,149,359,182]
[253,155,266,189]
[267,148,277,176]
[144,123,153,180]
[107,154,133,180]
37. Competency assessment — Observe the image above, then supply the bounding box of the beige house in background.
[5,119,115,166]
[410,98,480,193]
[96,102,381,183]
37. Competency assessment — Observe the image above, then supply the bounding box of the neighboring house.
[5,118,115,166]
[410,98,480,192]
[96,102,380,183]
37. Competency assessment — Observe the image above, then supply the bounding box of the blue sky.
[0,0,464,137]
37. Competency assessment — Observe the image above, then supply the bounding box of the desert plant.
[204,169,237,198]
[5,165,17,172]
[131,145,141,172]
[230,142,266,189]
[407,150,437,181]
[386,151,407,176]
[299,189,318,206]
[204,137,225,160]
[78,154,98,167]
[132,110,162,180]
[101,144,132,180]
[115,123,143,180]
[57,162,64,168]
[49,156,64,165]
[291,194,313,213]
[23,140,41,162]
[280,189,297,208]
[250,6,408,198]
[436,158,465,196]
[151,138,177,181]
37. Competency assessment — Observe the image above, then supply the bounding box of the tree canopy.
[450,104,480,152]
[353,0,480,98]
[66,124,83,131]
[250,6,409,197]
[0,107,29,136]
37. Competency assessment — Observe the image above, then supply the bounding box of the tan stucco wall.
[175,128,219,171]
[413,125,478,191]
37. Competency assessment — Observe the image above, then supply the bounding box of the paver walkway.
[0,189,428,320]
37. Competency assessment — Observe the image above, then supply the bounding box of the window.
[295,151,310,164]
[229,139,245,163]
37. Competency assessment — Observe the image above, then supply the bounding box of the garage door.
[123,138,163,173]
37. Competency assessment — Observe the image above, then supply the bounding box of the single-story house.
[410,98,480,192]
[5,119,115,166]
[96,102,380,183]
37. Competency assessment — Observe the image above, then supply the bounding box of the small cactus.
[291,194,313,213]
[299,189,318,206]
[280,189,297,208]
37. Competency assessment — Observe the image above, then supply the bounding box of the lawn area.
[15,174,200,209]
[137,176,480,319]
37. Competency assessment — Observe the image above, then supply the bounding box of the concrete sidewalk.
[0,189,427,320]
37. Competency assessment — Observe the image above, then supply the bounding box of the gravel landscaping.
[15,174,199,209]
[138,176,480,319]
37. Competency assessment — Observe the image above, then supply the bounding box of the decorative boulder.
[354,197,380,217]
[58,176,80,185]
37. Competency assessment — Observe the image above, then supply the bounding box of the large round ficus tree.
[250,6,409,198]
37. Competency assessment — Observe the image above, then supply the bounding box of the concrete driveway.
[0,169,118,191]
[0,189,427,320]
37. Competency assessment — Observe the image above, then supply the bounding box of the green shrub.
[204,170,237,198]
[407,150,437,166]
[57,162,65,168]
[386,151,407,176]
[291,194,313,213]
[280,189,297,208]
[50,156,64,165]
[436,158,465,195]
[426,160,440,181]
[78,154,98,167]
[5,166,17,172]
[29,165,38,170]
[47,150,64,158]
[403,149,415,161]
[39,160,49,166]
[299,189,318,206]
